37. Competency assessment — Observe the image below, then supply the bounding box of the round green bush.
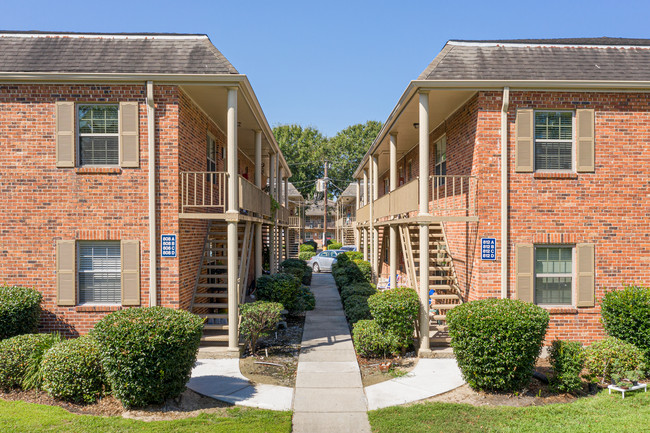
[281,259,312,285]
[239,301,283,355]
[344,295,372,325]
[601,285,650,357]
[341,283,377,302]
[447,299,550,392]
[41,336,105,403]
[0,285,42,340]
[299,242,316,252]
[93,307,204,408]
[256,273,304,311]
[352,320,399,358]
[328,242,343,250]
[298,251,316,261]
[302,267,313,285]
[299,286,316,311]
[584,337,646,382]
[549,340,585,393]
[0,333,53,389]
[368,287,420,351]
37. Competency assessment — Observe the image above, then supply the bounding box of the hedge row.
[0,285,42,340]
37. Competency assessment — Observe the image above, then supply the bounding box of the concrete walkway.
[292,273,371,433]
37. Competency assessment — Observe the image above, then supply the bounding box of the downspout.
[147,81,157,306]
[500,87,510,299]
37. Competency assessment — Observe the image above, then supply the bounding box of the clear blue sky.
[2,0,648,136]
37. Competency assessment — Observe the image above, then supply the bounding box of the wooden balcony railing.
[336,217,355,228]
[355,175,477,223]
[180,171,273,218]
[239,176,271,217]
[181,171,228,212]
[289,216,302,228]
[277,205,290,225]
[431,175,478,218]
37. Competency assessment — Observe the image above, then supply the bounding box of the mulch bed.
[239,312,305,387]
[358,353,419,387]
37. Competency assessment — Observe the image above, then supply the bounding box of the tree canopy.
[273,121,382,199]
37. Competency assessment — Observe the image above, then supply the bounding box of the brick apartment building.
[0,31,294,351]
[353,38,650,352]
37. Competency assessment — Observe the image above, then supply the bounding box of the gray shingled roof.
[0,31,238,74]
[419,37,650,81]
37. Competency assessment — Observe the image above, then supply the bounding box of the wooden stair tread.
[200,334,229,342]
[198,314,228,319]
[197,283,228,288]
[203,324,229,330]
[429,303,462,309]
[193,303,228,309]
[430,294,459,300]
[194,293,227,298]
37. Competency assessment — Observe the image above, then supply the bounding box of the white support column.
[389,133,398,289]
[275,158,281,271]
[362,169,368,206]
[355,178,361,250]
[254,130,263,281]
[368,160,374,278]
[418,90,431,354]
[372,155,379,280]
[284,177,289,260]
[363,228,368,261]
[226,87,239,352]
[269,153,276,274]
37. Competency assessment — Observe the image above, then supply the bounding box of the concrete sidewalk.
[292,273,371,433]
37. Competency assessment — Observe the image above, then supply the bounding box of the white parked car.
[307,250,343,273]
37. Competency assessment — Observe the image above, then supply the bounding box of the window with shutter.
[78,241,121,304]
[534,246,573,305]
[534,111,574,171]
[78,105,119,166]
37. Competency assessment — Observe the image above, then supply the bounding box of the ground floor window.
[78,241,121,304]
[534,246,573,305]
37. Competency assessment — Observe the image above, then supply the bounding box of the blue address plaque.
[481,238,496,260]
[161,234,177,258]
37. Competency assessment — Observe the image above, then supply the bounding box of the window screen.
[535,246,572,305]
[78,105,119,166]
[534,111,573,171]
[78,241,121,304]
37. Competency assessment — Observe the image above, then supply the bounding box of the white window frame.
[77,240,121,306]
[533,244,575,307]
[533,110,575,173]
[76,104,120,167]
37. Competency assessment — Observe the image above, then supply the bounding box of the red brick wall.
[443,90,650,343]
[0,83,180,335]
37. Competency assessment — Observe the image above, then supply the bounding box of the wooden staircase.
[288,227,300,259]
[190,220,254,345]
[342,227,355,246]
[399,222,463,347]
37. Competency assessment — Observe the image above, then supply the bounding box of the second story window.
[435,136,447,177]
[534,111,573,171]
[78,105,119,166]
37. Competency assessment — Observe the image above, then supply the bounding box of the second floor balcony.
[179,171,291,225]
[356,175,478,225]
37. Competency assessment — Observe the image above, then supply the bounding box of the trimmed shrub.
[0,334,54,389]
[300,241,317,252]
[0,285,42,340]
[344,295,372,325]
[447,299,550,392]
[334,251,363,265]
[368,287,420,351]
[302,266,313,285]
[281,259,312,285]
[549,340,585,393]
[328,241,342,250]
[341,282,377,303]
[353,260,372,283]
[584,337,646,382]
[299,286,316,311]
[239,301,283,355]
[22,332,62,390]
[601,285,650,358]
[93,307,203,408]
[41,336,105,403]
[256,273,304,312]
[298,251,316,261]
[352,320,400,358]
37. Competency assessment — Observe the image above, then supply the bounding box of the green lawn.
[369,389,650,433]
[0,399,292,433]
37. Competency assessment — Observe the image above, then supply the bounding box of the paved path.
[292,273,371,433]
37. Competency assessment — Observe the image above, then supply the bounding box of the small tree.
[239,301,284,355]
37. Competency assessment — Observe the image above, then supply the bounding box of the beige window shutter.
[119,102,140,167]
[515,109,534,172]
[515,243,534,303]
[121,240,141,306]
[56,240,76,306]
[576,243,595,307]
[55,102,75,167]
[576,109,595,172]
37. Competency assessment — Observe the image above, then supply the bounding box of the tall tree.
[327,120,382,196]
[273,124,328,199]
